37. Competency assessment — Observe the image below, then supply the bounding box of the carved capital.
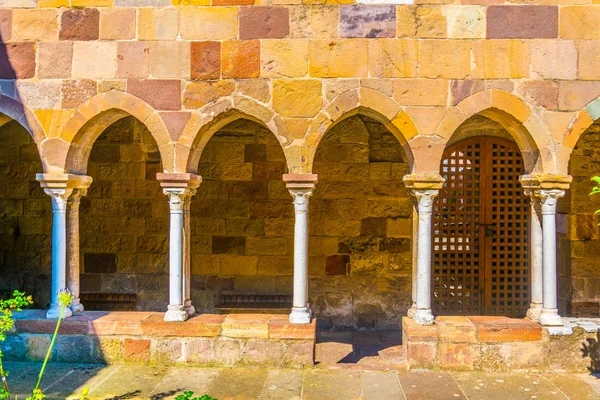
[408,189,439,214]
[536,189,565,215]
[164,188,196,213]
[289,188,312,212]
[44,188,73,213]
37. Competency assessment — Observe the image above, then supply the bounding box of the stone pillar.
[404,174,445,325]
[66,182,92,314]
[157,173,201,322]
[284,174,318,324]
[521,176,543,322]
[538,189,566,327]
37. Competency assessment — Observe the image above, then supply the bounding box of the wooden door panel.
[432,137,530,317]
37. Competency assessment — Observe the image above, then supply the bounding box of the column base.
[539,308,563,326]
[413,308,434,325]
[46,304,73,320]
[164,305,188,322]
[407,304,416,318]
[526,303,542,322]
[289,306,312,324]
[70,298,84,314]
[184,300,195,316]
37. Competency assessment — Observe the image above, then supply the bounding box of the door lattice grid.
[432,137,530,317]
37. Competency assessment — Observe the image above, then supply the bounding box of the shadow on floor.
[315,330,403,366]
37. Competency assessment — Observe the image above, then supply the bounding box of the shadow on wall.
[582,332,600,373]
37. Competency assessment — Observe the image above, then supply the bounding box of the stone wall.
[561,121,600,317]
[0,121,51,307]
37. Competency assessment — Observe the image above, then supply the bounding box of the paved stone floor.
[4,362,600,400]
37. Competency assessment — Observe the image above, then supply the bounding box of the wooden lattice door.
[432,137,530,317]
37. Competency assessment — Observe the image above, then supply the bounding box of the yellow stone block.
[183,80,235,109]
[445,5,485,39]
[471,40,530,79]
[396,6,417,38]
[578,41,600,80]
[138,7,179,41]
[12,9,58,41]
[179,7,238,40]
[309,39,368,78]
[71,0,113,5]
[148,41,190,79]
[393,79,448,107]
[172,0,210,4]
[492,90,531,123]
[368,39,418,78]
[416,7,446,38]
[531,40,577,80]
[38,0,69,6]
[419,40,470,79]
[100,8,136,40]
[289,6,339,39]
[284,118,312,139]
[273,79,322,118]
[359,88,401,121]
[34,110,75,139]
[304,0,354,4]
[261,39,308,78]
[560,7,600,39]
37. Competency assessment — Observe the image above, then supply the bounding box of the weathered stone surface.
[416,7,446,38]
[191,41,221,80]
[393,79,448,106]
[273,79,322,118]
[261,39,308,78]
[149,41,190,79]
[471,39,530,79]
[560,6,600,39]
[222,40,260,78]
[100,8,136,40]
[468,316,543,342]
[12,9,58,41]
[138,7,178,40]
[419,39,471,79]
[214,338,241,365]
[183,80,234,108]
[127,79,181,110]
[289,5,338,39]
[339,5,395,38]
[450,80,485,106]
[577,41,600,80]
[236,80,271,103]
[37,41,73,79]
[180,7,238,40]
[60,8,99,41]
[0,42,35,79]
[487,6,558,39]
[446,5,485,38]
[516,80,558,110]
[241,339,284,365]
[531,40,577,80]
[16,80,62,109]
[117,41,149,79]
[558,81,600,111]
[73,41,117,79]
[61,79,97,109]
[0,9,11,42]
[222,314,270,339]
[368,39,418,78]
[239,7,289,40]
[123,338,151,363]
[309,39,368,78]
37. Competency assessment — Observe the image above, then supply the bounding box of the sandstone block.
[289,5,338,39]
[0,9,11,42]
[239,7,289,40]
[191,41,221,80]
[436,316,476,343]
[16,81,61,109]
[419,40,470,79]
[62,79,97,109]
[173,0,211,4]
[152,338,183,363]
[183,80,234,108]
[578,40,600,80]
[261,39,308,78]
[471,39,530,79]
[73,42,117,79]
[222,314,270,339]
[213,0,253,5]
[214,338,241,365]
[0,42,35,79]
[531,40,577,80]
[405,342,437,368]
[12,9,58,41]
[439,343,474,369]
[180,7,238,40]
[183,338,214,364]
[394,79,448,106]
[450,80,485,106]
[445,5,485,38]
[487,5,558,39]
[468,316,543,342]
[92,337,122,364]
[138,7,178,40]
[26,335,51,362]
[60,8,99,41]
[241,339,284,366]
[72,0,113,5]
[100,8,136,40]
[236,80,271,103]
[339,5,395,38]
[149,41,190,79]
[282,342,314,367]
[558,81,600,111]
[127,79,181,110]
[37,41,72,79]
[247,236,288,255]
[123,338,151,363]
[516,80,558,111]
[273,79,322,118]
[396,6,416,38]
[368,39,418,78]
[560,7,600,39]
[403,317,439,341]
[309,40,368,78]
[222,40,260,79]
[416,7,446,38]
[117,42,150,79]
[55,335,94,363]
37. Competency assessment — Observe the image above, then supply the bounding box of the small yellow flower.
[57,289,74,308]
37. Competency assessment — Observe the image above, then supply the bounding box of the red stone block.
[61,79,97,109]
[437,316,476,343]
[405,342,437,368]
[439,343,474,369]
[141,313,223,337]
[487,6,558,39]
[191,41,221,80]
[0,9,12,42]
[89,311,153,336]
[123,338,151,363]
[269,316,316,340]
[159,111,191,141]
[222,40,260,79]
[127,79,182,111]
[468,316,543,342]
[0,42,35,79]
[239,7,289,40]
[402,317,439,341]
[60,8,100,41]
[16,315,90,335]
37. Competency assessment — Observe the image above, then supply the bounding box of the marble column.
[66,188,87,314]
[525,192,543,322]
[538,189,566,327]
[284,174,318,325]
[182,194,195,316]
[45,188,73,319]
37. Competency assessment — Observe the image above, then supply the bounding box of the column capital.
[283,173,318,190]
[519,174,572,192]
[37,173,93,190]
[156,172,202,190]
[536,189,566,214]
[403,173,445,191]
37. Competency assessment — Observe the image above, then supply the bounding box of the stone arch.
[303,88,419,174]
[435,89,550,174]
[179,96,291,174]
[560,96,600,175]
[61,91,172,174]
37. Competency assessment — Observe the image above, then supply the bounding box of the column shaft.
[527,197,543,321]
[289,188,312,324]
[164,189,187,322]
[66,190,85,313]
[183,196,195,315]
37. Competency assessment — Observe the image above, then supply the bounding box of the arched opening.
[190,118,291,313]
[311,115,412,330]
[79,116,166,311]
[433,115,531,317]
[0,118,50,307]
[562,120,600,317]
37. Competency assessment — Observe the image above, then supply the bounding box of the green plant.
[174,392,217,400]
[590,176,600,222]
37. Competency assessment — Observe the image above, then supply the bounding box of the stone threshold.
[402,316,594,372]
[4,310,316,368]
